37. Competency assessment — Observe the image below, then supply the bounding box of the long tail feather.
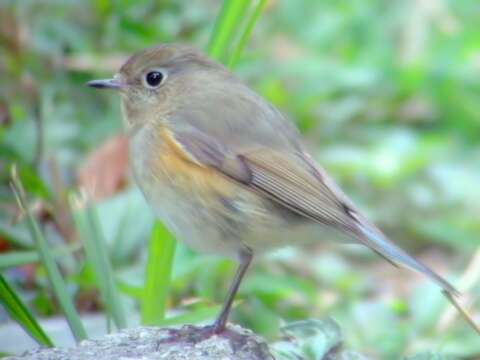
[355,222,459,296]
[354,218,480,336]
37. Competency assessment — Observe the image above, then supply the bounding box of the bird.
[87,43,458,335]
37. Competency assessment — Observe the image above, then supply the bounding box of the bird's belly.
[141,178,245,257]
[135,166,347,257]
[138,180,347,253]
[129,129,252,257]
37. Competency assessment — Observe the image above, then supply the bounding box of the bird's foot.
[155,322,253,352]
[155,323,225,348]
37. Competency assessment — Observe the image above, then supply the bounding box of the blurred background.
[1,0,479,358]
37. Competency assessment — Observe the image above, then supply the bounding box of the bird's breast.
[146,125,239,197]
[128,124,250,256]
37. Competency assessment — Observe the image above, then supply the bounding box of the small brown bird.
[88,43,458,335]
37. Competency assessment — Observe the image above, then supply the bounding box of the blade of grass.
[159,305,222,327]
[0,219,32,247]
[10,171,87,342]
[207,0,252,61]
[228,0,267,69]
[141,221,176,325]
[117,280,143,300]
[0,244,80,271]
[73,205,114,331]
[71,198,126,330]
[86,205,127,330]
[0,274,54,347]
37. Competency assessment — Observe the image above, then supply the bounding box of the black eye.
[145,71,164,88]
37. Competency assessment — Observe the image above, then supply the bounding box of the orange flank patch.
[152,126,238,198]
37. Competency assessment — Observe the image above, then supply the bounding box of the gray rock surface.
[8,325,274,360]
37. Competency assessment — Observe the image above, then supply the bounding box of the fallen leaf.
[77,135,129,201]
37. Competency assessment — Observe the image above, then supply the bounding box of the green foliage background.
[0,0,479,358]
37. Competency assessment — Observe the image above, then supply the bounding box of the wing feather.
[243,150,353,230]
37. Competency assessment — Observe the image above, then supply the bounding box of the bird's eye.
[144,70,165,88]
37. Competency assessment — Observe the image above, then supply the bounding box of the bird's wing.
[169,126,458,295]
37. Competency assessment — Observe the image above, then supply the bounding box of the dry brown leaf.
[77,135,129,201]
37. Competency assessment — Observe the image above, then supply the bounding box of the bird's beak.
[87,75,124,90]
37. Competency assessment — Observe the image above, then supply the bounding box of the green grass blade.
[0,244,79,271]
[11,174,87,342]
[207,0,252,61]
[228,0,267,69]
[117,280,143,300]
[159,305,222,327]
[86,205,127,330]
[0,250,40,270]
[141,221,176,325]
[72,200,127,330]
[0,219,32,248]
[0,274,54,347]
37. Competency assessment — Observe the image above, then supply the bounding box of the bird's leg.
[212,248,253,334]
[156,248,253,347]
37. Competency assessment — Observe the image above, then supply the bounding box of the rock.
[7,324,274,360]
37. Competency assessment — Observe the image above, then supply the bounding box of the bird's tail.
[354,220,459,296]
[353,220,480,335]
